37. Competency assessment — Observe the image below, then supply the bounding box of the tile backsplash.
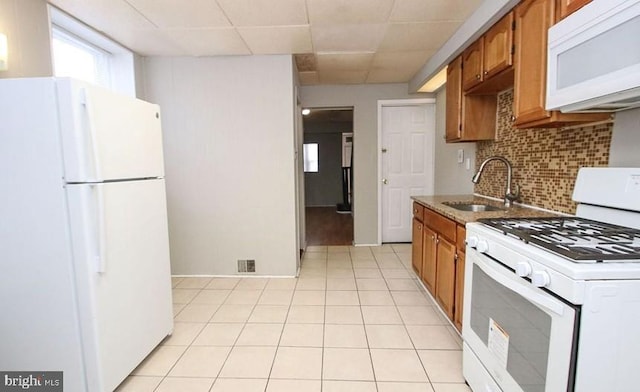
[475,89,612,214]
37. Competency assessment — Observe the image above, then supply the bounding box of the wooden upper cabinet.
[559,0,592,19]
[445,56,463,142]
[483,12,514,79]
[462,38,484,91]
[513,0,609,128]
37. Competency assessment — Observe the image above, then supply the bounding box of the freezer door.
[66,179,173,392]
[57,78,165,182]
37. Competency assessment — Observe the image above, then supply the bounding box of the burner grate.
[478,217,640,262]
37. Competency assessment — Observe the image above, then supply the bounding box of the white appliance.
[0,78,173,392]
[462,167,640,392]
[546,0,640,112]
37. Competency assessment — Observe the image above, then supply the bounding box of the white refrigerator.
[0,78,173,391]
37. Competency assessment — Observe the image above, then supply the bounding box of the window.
[303,143,319,173]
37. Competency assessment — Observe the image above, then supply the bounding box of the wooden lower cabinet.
[421,226,437,296]
[411,218,423,276]
[454,252,466,331]
[435,237,456,320]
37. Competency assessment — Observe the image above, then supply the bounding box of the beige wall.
[0,0,52,78]
[143,55,298,276]
[433,87,476,195]
[299,84,432,245]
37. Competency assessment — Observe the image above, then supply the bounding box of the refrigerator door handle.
[93,184,107,274]
[81,88,103,182]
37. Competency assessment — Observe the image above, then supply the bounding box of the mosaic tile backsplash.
[475,89,612,214]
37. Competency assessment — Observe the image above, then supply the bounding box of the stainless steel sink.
[442,202,505,212]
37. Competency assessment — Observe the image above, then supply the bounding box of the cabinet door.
[454,252,466,332]
[513,0,555,126]
[445,56,463,142]
[435,237,456,320]
[412,218,424,276]
[483,12,514,79]
[421,226,437,296]
[559,0,591,19]
[462,38,484,91]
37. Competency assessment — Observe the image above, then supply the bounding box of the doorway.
[302,107,354,246]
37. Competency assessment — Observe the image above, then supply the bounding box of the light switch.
[457,149,464,164]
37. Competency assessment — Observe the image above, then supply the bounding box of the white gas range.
[462,168,640,392]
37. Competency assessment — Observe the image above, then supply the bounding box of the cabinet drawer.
[412,202,424,222]
[456,225,466,254]
[424,208,456,243]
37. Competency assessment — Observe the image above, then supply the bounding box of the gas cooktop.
[478,217,640,262]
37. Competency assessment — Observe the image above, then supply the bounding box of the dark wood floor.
[305,207,354,246]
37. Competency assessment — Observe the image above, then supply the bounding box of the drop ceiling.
[48,0,484,85]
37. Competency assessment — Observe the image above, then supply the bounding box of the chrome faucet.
[472,156,520,207]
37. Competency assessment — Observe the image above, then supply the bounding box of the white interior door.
[381,104,435,243]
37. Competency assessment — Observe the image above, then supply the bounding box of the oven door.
[462,249,578,392]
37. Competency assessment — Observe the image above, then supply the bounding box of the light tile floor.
[116,244,470,392]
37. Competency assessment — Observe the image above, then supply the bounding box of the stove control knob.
[476,240,489,253]
[466,236,479,248]
[531,271,551,288]
[515,262,532,277]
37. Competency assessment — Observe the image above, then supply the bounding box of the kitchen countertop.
[411,194,562,225]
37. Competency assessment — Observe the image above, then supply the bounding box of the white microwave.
[546,0,640,112]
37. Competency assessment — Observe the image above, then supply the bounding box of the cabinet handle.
[432,235,436,241]
[418,225,422,230]
[475,74,481,80]
[510,115,516,122]
[483,71,488,75]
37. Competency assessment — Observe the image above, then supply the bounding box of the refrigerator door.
[56,78,165,182]
[66,178,173,392]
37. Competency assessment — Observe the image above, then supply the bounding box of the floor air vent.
[237,259,256,273]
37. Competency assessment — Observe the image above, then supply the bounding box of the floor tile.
[236,323,283,346]
[326,278,357,290]
[210,305,254,323]
[219,346,277,378]
[361,306,403,325]
[377,260,405,269]
[323,348,374,381]
[431,384,472,392]
[326,269,355,278]
[354,269,382,279]
[210,378,268,392]
[286,305,324,323]
[291,290,325,305]
[265,278,297,290]
[303,251,327,259]
[191,289,231,305]
[192,323,243,346]
[326,290,360,305]
[325,305,363,324]
[323,380,376,392]
[114,376,162,392]
[172,303,186,317]
[280,323,324,347]
[392,244,412,253]
[381,269,411,279]
[168,346,231,377]
[365,325,414,349]
[328,246,350,253]
[171,277,184,288]
[224,290,263,305]
[171,289,200,304]
[206,277,240,290]
[327,259,353,269]
[418,350,464,383]
[174,304,220,322]
[397,306,445,325]
[324,324,367,348]
[296,278,327,290]
[257,290,294,305]
[236,278,269,290]
[359,291,394,306]
[352,260,379,269]
[266,379,321,392]
[391,291,430,306]
[356,278,388,291]
[299,269,327,278]
[306,245,327,252]
[161,322,206,346]
[271,347,323,379]
[385,279,419,291]
[377,382,434,392]
[406,325,460,349]
[175,277,213,289]
[155,377,214,392]
[248,305,289,323]
[132,346,187,376]
[370,349,429,382]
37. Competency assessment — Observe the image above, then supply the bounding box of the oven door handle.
[474,253,565,316]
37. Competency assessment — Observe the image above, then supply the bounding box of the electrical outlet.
[457,149,464,164]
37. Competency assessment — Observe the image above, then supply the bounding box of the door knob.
[382,179,388,184]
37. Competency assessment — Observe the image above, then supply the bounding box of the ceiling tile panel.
[298,71,319,85]
[319,69,368,84]
[165,28,251,56]
[238,26,312,54]
[124,0,230,28]
[367,51,433,83]
[366,68,415,83]
[311,24,386,52]
[377,22,459,52]
[216,0,308,26]
[307,0,394,25]
[50,0,156,30]
[316,53,374,72]
[113,29,189,56]
[389,0,484,23]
